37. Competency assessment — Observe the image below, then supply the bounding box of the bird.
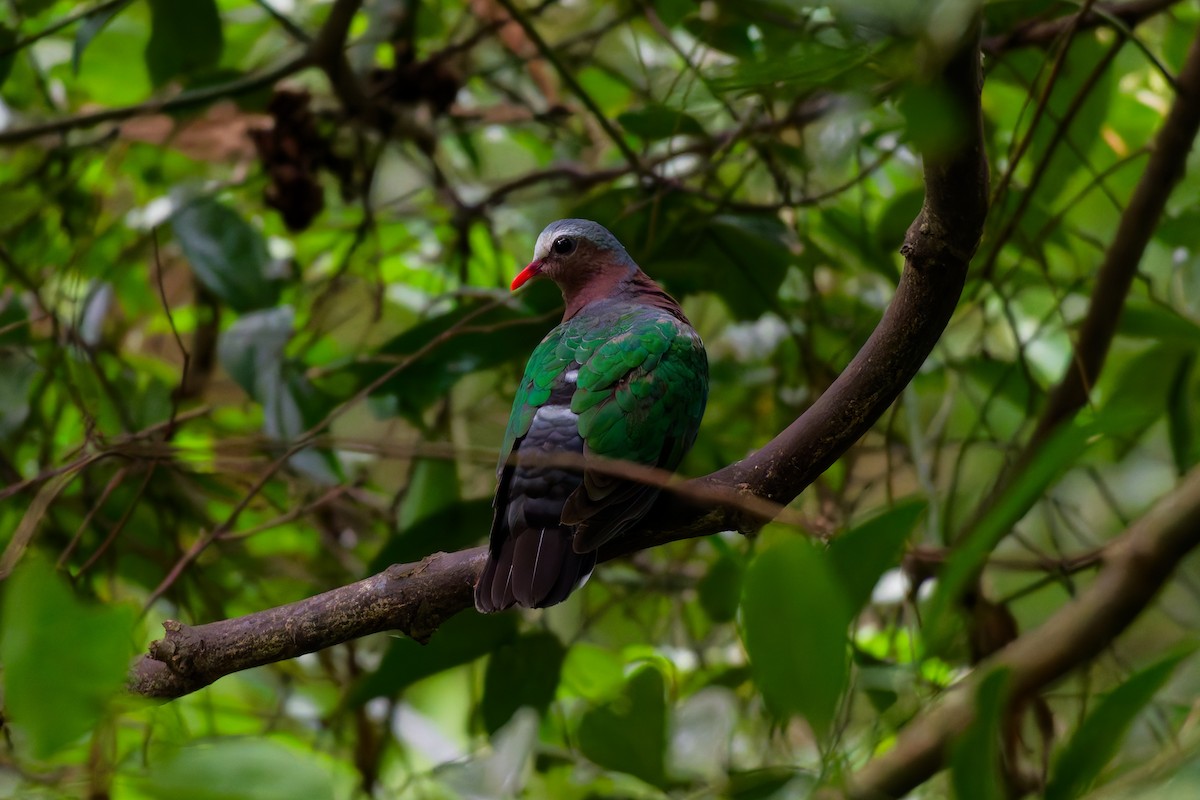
[475,219,709,612]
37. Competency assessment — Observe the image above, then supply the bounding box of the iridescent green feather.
[500,306,707,474]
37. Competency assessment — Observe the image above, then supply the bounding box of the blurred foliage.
[0,0,1199,798]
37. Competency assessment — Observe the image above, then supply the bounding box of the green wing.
[498,308,707,551]
[564,313,708,548]
[498,327,574,471]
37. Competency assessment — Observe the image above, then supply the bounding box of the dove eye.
[551,236,576,256]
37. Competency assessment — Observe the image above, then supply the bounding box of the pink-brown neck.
[560,263,688,323]
[561,258,637,320]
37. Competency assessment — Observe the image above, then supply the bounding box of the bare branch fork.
[129,25,990,698]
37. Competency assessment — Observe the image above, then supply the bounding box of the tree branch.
[842,461,1200,799]
[621,35,989,550]
[0,0,366,148]
[129,33,989,700]
[0,55,309,147]
[1028,25,1200,451]
[132,549,486,698]
[982,0,1183,55]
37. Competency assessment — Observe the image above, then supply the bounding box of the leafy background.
[1,0,1200,798]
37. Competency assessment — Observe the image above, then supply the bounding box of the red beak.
[511,259,542,291]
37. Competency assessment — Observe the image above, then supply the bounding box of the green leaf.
[1002,35,1115,205]
[1,557,136,758]
[829,498,926,614]
[14,0,57,13]
[698,551,744,623]
[1099,344,1188,458]
[569,192,794,318]
[983,0,1059,31]
[1046,647,1196,800]
[653,0,695,27]
[172,199,281,313]
[684,11,758,60]
[369,499,492,571]
[1120,303,1200,344]
[726,767,814,799]
[560,643,626,701]
[364,300,548,423]
[740,534,852,736]
[578,665,668,787]
[923,419,1096,650]
[145,0,223,87]
[481,632,567,733]
[950,668,1011,800]
[73,0,134,74]
[0,24,17,89]
[218,306,294,397]
[0,353,37,436]
[0,293,29,346]
[217,307,338,483]
[397,457,461,533]
[1168,354,1196,474]
[138,739,337,800]
[708,40,881,94]
[618,107,705,140]
[350,612,519,703]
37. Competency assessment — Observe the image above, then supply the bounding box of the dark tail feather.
[475,535,517,613]
[475,526,596,612]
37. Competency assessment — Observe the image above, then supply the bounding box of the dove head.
[510,219,638,295]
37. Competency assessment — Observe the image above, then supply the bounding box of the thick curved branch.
[129,36,989,700]
[842,461,1200,799]
[622,38,989,551]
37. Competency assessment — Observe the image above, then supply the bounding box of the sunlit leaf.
[1,558,136,758]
